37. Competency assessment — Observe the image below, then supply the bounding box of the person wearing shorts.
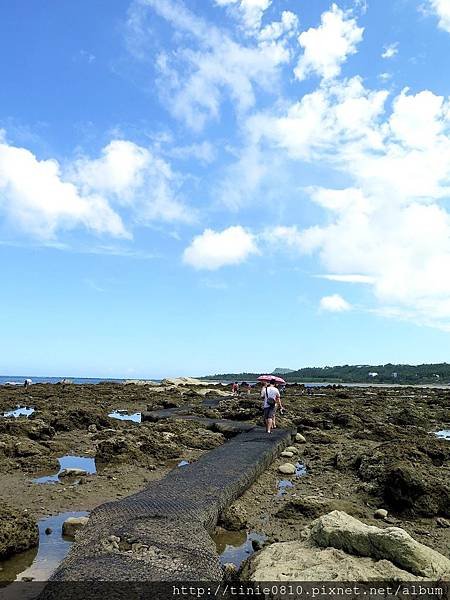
[261,380,281,433]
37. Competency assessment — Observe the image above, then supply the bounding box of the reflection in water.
[276,463,306,496]
[33,455,96,484]
[295,463,307,477]
[0,511,88,582]
[212,530,267,569]
[435,430,450,440]
[0,547,37,583]
[108,410,141,423]
[2,406,35,418]
[277,479,294,496]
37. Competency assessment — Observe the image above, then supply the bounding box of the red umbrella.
[258,375,286,384]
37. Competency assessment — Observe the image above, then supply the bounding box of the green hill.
[202,363,450,384]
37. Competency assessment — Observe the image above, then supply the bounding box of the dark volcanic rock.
[383,463,450,517]
[178,428,225,450]
[0,502,38,559]
[356,438,450,517]
[96,436,139,464]
[276,496,367,520]
[51,409,110,432]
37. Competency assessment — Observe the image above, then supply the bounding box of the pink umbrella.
[258,375,286,384]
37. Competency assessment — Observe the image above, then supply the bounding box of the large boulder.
[242,542,420,581]
[243,511,450,582]
[309,511,450,578]
[62,516,89,538]
[0,502,38,559]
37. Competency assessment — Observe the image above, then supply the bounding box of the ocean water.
[0,375,125,386]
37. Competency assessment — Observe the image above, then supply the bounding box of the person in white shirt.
[261,379,283,434]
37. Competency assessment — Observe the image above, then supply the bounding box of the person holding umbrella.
[259,376,284,434]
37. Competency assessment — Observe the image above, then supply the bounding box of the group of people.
[231,381,252,396]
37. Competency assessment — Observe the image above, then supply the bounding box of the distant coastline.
[202,362,450,385]
[3,361,450,386]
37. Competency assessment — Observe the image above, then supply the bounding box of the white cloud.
[319,294,352,312]
[258,11,298,41]
[252,79,450,327]
[132,0,291,130]
[0,136,128,240]
[183,225,258,269]
[319,274,375,284]
[71,140,193,224]
[250,77,388,161]
[294,4,364,81]
[168,141,216,163]
[427,0,450,33]
[215,0,271,33]
[0,133,194,240]
[73,140,149,199]
[381,42,398,59]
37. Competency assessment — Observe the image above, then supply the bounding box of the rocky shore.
[0,380,448,581]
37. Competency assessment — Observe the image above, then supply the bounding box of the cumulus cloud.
[319,294,352,312]
[72,140,150,199]
[381,42,398,59]
[0,136,128,240]
[131,0,291,129]
[294,4,364,81]
[215,0,271,33]
[427,0,450,33]
[258,11,298,41]
[250,78,450,327]
[183,225,258,269]
[250,77,388,161]
[0,133,193,240]
[71,140,192,224]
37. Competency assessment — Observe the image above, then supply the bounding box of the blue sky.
[1,0,450,378]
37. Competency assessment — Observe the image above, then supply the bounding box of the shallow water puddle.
[108,409,142,423]
[33,455,96,484]
[295,462,307,477]
[212,530,267,569]
[2,406,35,418]
[277,479,294,496]
[435,429,450,440]
[277,463,306,496]
[0,511,88,582]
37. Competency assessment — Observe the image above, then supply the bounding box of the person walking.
[261,379,283,434]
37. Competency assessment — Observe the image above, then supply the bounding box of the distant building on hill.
[368,372,378,378]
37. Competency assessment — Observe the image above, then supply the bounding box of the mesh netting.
[40,422,293,595]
